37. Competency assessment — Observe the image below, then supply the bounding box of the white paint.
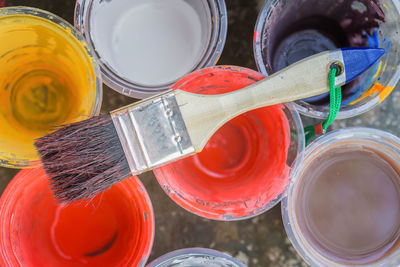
[91,0,207,86]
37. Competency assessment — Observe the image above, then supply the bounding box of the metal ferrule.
[111,90,195,175]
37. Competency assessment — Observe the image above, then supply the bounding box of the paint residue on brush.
[36,114,130,203]
[154,66,292,220]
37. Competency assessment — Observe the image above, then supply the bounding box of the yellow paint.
[0,11,99,168]
[349,81,395,105]
[215,56,221,64]
[372,61,382,80]
[378,85,395,103]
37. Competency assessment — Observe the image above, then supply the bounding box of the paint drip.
[91,0,209,86]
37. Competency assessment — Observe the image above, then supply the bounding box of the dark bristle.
[35,114,131,203]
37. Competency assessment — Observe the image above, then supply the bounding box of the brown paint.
[295,144,400,264]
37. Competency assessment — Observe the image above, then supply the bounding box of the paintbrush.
[35,48,384,203]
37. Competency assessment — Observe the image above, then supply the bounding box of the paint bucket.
[147,248,246,267]
[0,7,102,168]
[253,0,400,119]
[282,128,400,266]
[154,66,305,220]
[0,167,154,266]
[75,0,227,99]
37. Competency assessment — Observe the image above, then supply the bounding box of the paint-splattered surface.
[1,0,400,266]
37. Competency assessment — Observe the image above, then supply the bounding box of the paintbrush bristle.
[35,114,131,203]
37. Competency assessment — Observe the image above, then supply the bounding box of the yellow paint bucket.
[0,7,102,168]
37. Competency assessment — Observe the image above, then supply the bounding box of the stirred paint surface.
[154,66,292,220]
[0,168,154,266]
[295,145,400,264]
[91,0,207,86]
[0,12,98,167]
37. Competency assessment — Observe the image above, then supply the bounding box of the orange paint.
[350,83,385,105]
[0,8,101,168]
[349,81,395,105]
[378,84,395,103]
[154,66,291,220]
[0,168,154,266]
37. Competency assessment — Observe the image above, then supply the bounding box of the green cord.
[305,67,342,145]
[322,68,342,130]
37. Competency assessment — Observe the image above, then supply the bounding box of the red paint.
[0,168,154,267]
[154,66,291,220]
[253,30,258,41]
[0,0,4,7]
[314,123,324,135]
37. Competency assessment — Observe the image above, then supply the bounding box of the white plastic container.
[147,248,246,267]
[282,128,400,266]
[75,0,227,99]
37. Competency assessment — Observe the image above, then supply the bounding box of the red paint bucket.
[154,66,305,220]
[0,168,154,266]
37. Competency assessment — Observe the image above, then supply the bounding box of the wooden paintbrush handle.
[175,50,345,151]
[175,47,384,151]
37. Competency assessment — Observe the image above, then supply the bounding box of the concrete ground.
[1,1,400,266]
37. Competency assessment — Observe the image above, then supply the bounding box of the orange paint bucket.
[0,168,154,266]
[154,66,305,220]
